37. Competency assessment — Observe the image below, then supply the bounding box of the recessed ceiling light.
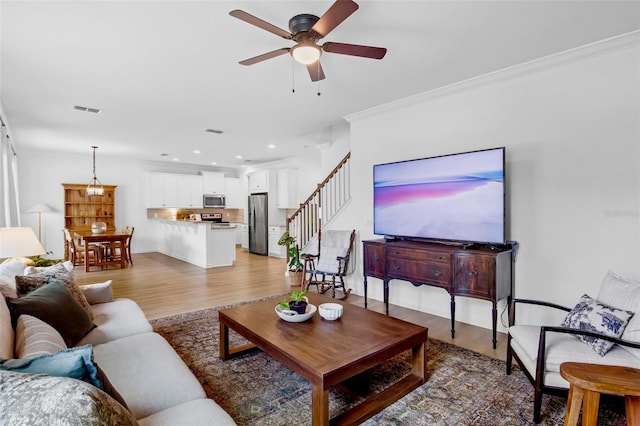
[172,158,179,161]
[205,129,224,134]
[74,105,102,114]
[268,144,276,149]
[235,155,243,159]
[210,162,217,165]
[193,150,201,154]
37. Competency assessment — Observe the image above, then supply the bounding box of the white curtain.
[1,124,21,227]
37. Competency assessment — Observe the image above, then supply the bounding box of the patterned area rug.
[150,299,627,426]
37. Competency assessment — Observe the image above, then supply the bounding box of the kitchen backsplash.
[147,208,245,223]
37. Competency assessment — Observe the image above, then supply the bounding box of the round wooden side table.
[560,361,640,426]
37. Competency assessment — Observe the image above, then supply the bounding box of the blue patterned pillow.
[561,294,634,356]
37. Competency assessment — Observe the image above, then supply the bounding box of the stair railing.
[286,152,351,255]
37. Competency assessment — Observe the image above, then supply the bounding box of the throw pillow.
[15,263,94,320]
[0,344,100,387]
[0,260,27,292]
[561,294,635,356]
[15,315,67,359]
[0,371,136,426]
[24,260,73,275]
[80,280,113,305]
[9,280,95,346]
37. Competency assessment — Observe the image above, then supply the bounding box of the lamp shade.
[25,203,55,214]
[0,227,47,258]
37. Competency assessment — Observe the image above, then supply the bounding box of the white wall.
[340,35,640,330]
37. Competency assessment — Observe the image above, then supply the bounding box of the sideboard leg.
[450,296,456,338]
[492,302,498,349]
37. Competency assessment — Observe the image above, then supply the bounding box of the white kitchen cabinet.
[202,171,225,194]
[277,169,298,209]
[177,174,203,208]
[249,170,269,193]
[147,173,178,208]
[238,224,249,250]
[268,225,286,258]
[224,177,246,209]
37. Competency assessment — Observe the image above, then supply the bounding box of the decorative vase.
[91,221,107,234]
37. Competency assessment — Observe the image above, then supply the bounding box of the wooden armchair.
[302,229,356,299]
[506,271,640,423]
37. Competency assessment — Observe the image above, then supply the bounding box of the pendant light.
[86,146,104,196]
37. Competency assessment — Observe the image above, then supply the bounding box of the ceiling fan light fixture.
[291,44,321,65]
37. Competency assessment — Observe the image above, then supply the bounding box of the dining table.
[74,230,129,272]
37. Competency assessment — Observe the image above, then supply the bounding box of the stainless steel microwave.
[203,194,226,208]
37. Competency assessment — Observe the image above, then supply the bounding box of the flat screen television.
[373,147,506,245]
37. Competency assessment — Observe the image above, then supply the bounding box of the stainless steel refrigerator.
[248,193,268,255]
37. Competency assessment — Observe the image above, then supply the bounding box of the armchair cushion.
[560,294,634,356]
[597,270,640,359]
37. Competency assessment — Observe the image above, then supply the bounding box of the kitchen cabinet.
[202,171,225,194]
[224,177,246,209]
[268,225,286,258]
[238,224,249,250]
[249,170,269,193]
[147,173,177,208]
[277,169,298,209]
[177,174,203,208]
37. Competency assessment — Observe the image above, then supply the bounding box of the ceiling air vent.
[74,105,102,114]
[205,128,223,134]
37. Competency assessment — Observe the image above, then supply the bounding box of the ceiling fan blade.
[306,62,326,82]
[310,0,359,38]
[229,10,292,40]
[239,48,291,66]
[323,42,387,59]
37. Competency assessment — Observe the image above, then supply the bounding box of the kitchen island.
[156,220,236,268]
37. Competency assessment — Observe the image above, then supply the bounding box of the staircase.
[286,152,351,253]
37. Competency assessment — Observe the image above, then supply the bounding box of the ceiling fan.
[229,0,387,82]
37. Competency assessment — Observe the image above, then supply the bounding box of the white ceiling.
[2,1,639,169]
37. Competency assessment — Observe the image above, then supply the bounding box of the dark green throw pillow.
[9,280,95,346]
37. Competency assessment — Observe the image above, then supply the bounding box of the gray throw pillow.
[9,280,95,346]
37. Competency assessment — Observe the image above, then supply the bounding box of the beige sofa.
[0,261,236,425]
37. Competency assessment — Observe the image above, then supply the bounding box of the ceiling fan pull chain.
[317,62,321,96]
[292,59,296,93]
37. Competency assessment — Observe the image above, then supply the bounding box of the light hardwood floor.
[73,246,508,360]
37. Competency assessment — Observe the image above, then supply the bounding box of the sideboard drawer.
[387,257,450,287]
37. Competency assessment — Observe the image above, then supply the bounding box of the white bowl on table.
[318,303,343,320]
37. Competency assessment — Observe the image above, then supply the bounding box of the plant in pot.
[277,231,303,272]
[279,289,309,315]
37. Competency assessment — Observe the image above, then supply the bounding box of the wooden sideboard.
[362,239,514,349]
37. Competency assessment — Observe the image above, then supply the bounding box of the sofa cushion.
[94,332,205,419]
[0,296,14,360]
[0,344,100,387]
[15,315,67,359]
[80,280,113,304]
[0,371,136,426]
[560,294,634,356]
[9,280,95,346]
[137,398,237,426]
[597,270,640,359]
[15,263,94,321]
[77,298,152,346]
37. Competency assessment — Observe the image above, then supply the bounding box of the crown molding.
[346,30,640,123]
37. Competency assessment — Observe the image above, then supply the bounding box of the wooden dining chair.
[63,228,101,267]
[102,226,134,265]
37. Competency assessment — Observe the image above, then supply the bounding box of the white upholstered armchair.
[506,270,640,423]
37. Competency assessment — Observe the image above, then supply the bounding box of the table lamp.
[0,227,47,260]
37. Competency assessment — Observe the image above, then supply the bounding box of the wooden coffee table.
[219,293,428,425]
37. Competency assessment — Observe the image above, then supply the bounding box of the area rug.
[150,300,627,426]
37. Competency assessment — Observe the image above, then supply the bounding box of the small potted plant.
[277,231,303,272]
[279,289,309,315]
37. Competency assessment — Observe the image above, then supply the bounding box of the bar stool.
[560,361,640,426]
